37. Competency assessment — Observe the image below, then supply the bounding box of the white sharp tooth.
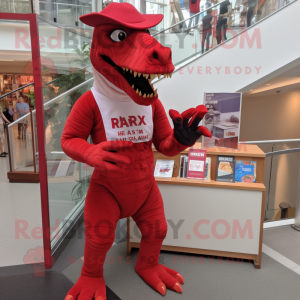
[150,93,153,97]
[122,67,125,71]
[143,94,146,98]
[154,89,157,96]
[126,68,128,72]
[132,84,134,89]
[134,71,137,77]
[158,74,161,79]
[138,73,141,77]
[136,88,139,94]
[150,74,155,81]
[139,91,142,96]
[147,94,150,98]
[145,74,149,79]
[130,69,133,73]
[164,74,167,78]
[169,73,172,78]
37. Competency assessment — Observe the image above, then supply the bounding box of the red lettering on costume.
[128,116,137,126]
[111,118,119,128]
[120,117,129,128]
[138,115,146,125]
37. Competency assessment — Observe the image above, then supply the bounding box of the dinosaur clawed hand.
[169,105,212,146]
[64,275,106,300]
[135,264,184,296]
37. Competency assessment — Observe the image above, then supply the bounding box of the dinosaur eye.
[145,29,150,35]
[110,29,127,42]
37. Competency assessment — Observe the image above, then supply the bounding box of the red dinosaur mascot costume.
[61,3,211,300]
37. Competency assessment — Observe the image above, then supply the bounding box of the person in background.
[15,97,29,139]
[245,0,258,27]
[0,108,10,157]
[201,8,214,54]
[2,99,14,123]
[216,0,232,44]
[188,0,201,29]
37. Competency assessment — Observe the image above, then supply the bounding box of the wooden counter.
[127,144,266,269]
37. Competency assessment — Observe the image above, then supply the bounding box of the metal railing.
[7,77,94,129]
[241,140,300,229]
[0,78,57,101]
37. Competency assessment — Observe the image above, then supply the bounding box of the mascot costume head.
[81,3,174,106]
[62,3,211,300]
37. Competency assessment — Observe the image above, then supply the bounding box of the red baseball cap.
[80,2,163,29]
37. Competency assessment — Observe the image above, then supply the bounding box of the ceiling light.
[0,59,14,61]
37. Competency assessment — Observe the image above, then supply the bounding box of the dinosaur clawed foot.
[64,275,106,300]
[135,264,184,296]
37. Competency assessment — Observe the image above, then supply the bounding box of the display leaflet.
[154,159,175,178]
[235,160,257,183]
[186,149,207,179]
[204,157,211,180]
[216,155,235,182]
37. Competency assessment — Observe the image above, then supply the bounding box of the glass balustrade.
[37,16,93,245]
[37,15,93,104]
[7,111,36,173]
[3,15,94,248]
[153,0,296,68]
[39,79,93,246]
[0,0,32,13]
[247,141,300,222]
[39,0,95,30]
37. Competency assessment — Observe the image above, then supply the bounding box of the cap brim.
[80,13,163,29]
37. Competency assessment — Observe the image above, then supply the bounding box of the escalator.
[152,0,300,114]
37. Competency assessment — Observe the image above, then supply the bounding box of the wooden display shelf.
[128,143,266,269]
[153,143,266,183]
[156,177,266,192]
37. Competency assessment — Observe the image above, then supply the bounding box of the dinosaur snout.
[151,47,172,65]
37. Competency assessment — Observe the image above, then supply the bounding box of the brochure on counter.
[235,160,257,183]
[154,159,174,178]
[216,155,235,183]
[186,149,207,180]
[178,149,211,181]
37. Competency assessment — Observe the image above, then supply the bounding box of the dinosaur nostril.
[153,51,158,60]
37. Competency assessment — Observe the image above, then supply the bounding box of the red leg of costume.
[132,182,184,296]
[65,181,120,300]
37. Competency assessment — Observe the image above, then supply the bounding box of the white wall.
[154,0,300,116]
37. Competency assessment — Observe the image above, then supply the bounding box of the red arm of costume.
[61,91,98,163]
[152,99,190,157]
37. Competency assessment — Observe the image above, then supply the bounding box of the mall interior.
[0,0,300,299]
